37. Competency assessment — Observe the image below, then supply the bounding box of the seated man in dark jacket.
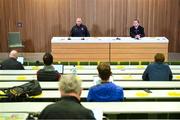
[87,62,124,102]
[39,75,95,119]
[0,50,24,70]
[130,19,145,39]
[70,18,90,37]
[37,53,60,81]
[142,53,173,81]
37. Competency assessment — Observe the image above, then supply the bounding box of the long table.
[1,81,180,89]
[1,102,180,114]
[1,69,180,75]
[1,64,180,81]
[0,74,180,81]
[24,65,180,70]
[1,90,179,100]
[51,37,168,62]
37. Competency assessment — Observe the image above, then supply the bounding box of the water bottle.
[71,65,77,76]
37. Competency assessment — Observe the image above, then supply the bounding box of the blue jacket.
[87,82,124,102]
[142,62,173,81]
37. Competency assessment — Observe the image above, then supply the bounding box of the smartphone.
[144,89,152,93]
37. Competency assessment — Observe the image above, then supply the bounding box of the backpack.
[0,80,42,101]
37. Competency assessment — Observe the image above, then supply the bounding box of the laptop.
[17,57,24,64]
[53,64,64,74]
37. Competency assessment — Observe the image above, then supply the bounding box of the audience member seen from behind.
[39,75,95,119]
[37,53,60,81]
[87,62,124,102]
[0,50,24,70]
[142,53,173,81]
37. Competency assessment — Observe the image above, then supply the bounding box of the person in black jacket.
[39,75,95,119]
[0,50,24,70]
[130,19,145,39]
[70,18,90,37]
[37,53,60,81]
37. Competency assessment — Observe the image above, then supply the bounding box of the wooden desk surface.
[0,81,180,89]
[1,102,180,114]
[0,90,177,99]
[51,37,168,61]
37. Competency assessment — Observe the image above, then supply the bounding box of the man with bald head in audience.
[70,17,90,37]
[0,50,24,70]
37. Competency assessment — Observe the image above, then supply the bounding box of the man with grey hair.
[0,50,24,70]
[39,75,95,119]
